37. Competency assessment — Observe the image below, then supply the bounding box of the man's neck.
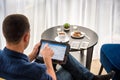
[6,43,24,53]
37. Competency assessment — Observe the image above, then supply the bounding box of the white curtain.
[0,0,120,59]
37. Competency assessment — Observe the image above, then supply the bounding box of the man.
[0,14,115,80]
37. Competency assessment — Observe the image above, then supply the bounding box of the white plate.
[71,31,85,39]
[55,36,69,42]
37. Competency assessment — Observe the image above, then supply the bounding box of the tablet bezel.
[36,39,70,64]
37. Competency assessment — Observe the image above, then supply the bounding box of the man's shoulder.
[0,50,2,54]
[0,49,2,55]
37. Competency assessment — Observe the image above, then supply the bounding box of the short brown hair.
[2,14,30,44]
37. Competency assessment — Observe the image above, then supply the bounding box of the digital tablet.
[36,39,70,64]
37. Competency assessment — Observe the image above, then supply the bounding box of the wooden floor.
[91,59,107,75]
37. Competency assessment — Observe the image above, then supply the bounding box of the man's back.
[0,47,51,80]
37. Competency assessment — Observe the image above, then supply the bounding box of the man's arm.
[41,44,56,80]
[28,43,56,80]
[28,43,40,62]
[43,57,56,80]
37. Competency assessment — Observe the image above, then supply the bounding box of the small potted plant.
[63,23,70,31]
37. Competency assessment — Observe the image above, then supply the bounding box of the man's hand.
[40,44,56,80]
[28,43,40,62]
[40,44,54,59]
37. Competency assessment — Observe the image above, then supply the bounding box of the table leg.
[80,50,84,58]
[80,50,85,66]
[86,46,94,70]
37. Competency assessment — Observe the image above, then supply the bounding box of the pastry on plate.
[73,31,81,37]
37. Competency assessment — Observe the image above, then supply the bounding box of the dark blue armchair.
[99,44,120,80]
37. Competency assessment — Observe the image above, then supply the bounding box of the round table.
[41,25,98,70]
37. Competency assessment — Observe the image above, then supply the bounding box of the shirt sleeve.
[40,72,52,80]
[32,62,53,80]
[38,64,52,80]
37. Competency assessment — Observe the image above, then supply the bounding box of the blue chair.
[99,44,120,80]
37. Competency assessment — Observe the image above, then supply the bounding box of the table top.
[41,25,98,49]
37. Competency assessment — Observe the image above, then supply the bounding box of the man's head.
[2,14,30,48]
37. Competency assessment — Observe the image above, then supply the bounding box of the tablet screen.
[38,40,69,61]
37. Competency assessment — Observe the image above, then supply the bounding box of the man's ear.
[23,32,30,42]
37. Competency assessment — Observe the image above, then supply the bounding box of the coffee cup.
[58,32,66,41]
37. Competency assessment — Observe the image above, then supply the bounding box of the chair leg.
[98,65,103,75]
